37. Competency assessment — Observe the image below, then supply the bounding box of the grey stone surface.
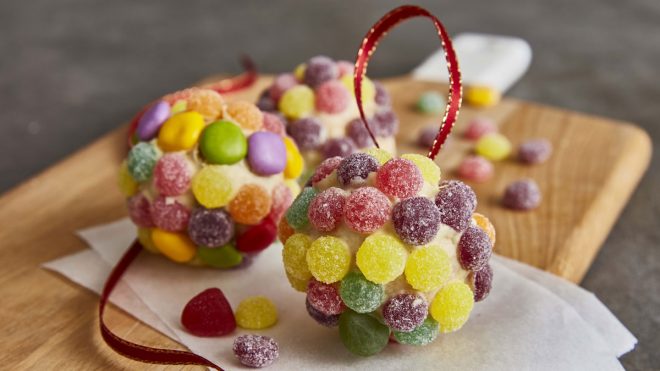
[1,0,657,369]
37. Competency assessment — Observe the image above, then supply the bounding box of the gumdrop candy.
[472,212,496,246]
[153,153,193,196]
[304,55,339,88]
[404,244,451,292]
[475,133,512,161]
[457,155,494,183]
[181,288,236,337]
[337,153,379,187]
[306,299,341,327]
[430,281,474,333]
[187,207,234,248]
[288,117,323,151]
[315,80,350,114]
[416,91,445,114]
[464,117,496,140]
[306,236,351,284]
[118,161,138,197]
[338,310,390,356]
[518,138,552,164]
[279,85,315,120]
[322,138,356,159]
[233,334,279,368]
[235,296,278,329]
[127,193,154,228]
[343,187,391,234]
[339,271,385,313]
[282,233,313,281]
[401,153,440,185]
[307,187,346,232]
[269,73,298,102]
[191,165,234,208]
[392,196,441,246]
[236,217,277,253]
[228,184,271,225]
[226,100,263,131]
[356,233,407,284]
[127,142,159,182]
[435,180,477,232]
[393,317,439,346]
[362,147,392,165]
[307,278,345,316]
[382,293,428,332]
[150,196,191,232]
[502,179,541,210]
[375,158,423,199]
[458,225,493,271]
[310,156,342,185]
[285,187,318,230]
[470,264,493,302]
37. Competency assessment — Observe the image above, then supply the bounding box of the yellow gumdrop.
[283,136,304,179]
[151,228,197,263]
[278,85,315,120]
[430,281,474,333]
[465,85,501,107]
[306,236,351,284]
[157,111,205,152]
[293,63,306,81]
[401,153,441,185]
[405,244,451,292]
[235,296,278,329]
[473,212,496,245]
[340,74,376,104]
[475,133,512,161]
[118,161,138,196]
[356,233,408,284]
[284,179,301,198]
[191,165,234,208]
[363,147,392,165]
[282,233,313,280]
[137,228,159,254]
[286,271,309,293]
[170,100,188,115]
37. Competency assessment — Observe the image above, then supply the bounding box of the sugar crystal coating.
[235,296,278,329]
[226,101,263,131]
[306,299,340,327]
[470,264,493,302]
[153,153,193,196]
[344,187,391,233]
[374,81,391,106]
[188,208,234,248]
[304,55,339,88]
[356,233,408,284]
[151,196,191,232]
[404,244,451,292]
[288,117,323,150]
[417,126,438,149]
[346,118,376,148]
[435,180,477,232]
[185,88,224,122]
[416,91,445,114]
[338,310,390,356]
[339,271,385,313]
[430,281,474,333]
[307,278,345,315]
[315,80,350,114]
[382,293,428,332]
[262,112,287,136]
[393,317,439,345]
[127,142,159,182]
[464,117,496,140]
[191,165,234,208]
[127,193,154,228]
[282,233,312,280]
[228,184,271,225]
[181,288,236,337]
[373,109,399,137]
[401,154,440,185]
[307,187,346,232]
[233,334,279,368]
[392,197,440,246]
[475,133,512,161]
[458,225,493,271]
[269,73,298,102]
[306,236,351,284]
[457,155,494,183]
[362,147,392,165]
[337,153,379,186]
[278,217,295,244]
[310,156,342,185]
[376,158,423,199]
[518,138,552,164]
[285,187,318,229]
[322,138,356,159]
[336,60,354,77]
[269,183,293,223]
[503,179,541,210]
[279,85,315,120]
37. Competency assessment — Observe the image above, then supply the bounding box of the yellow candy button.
[157,111,205,152]
[464,86,501,107]
[283,137,304,179]
[137,228,159,254]
[151,228,197,263]
[117,161,138,196]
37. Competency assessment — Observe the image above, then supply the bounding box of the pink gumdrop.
[308,187,346,232]
[127,193,154,228]
[457,155,494,183]
[151,196,191,232]
[307,279,345,315]
[464,117,496,140]
[336,60,354,77]
[153,153,193,196]
[269,183,293,222]
[310,156,343,185]
[344,187,391,233]
[269,73,298,102]
[375,158,423,199]
[262,112,287,137]
[315,81,350,114]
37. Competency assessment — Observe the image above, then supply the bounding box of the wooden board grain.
[0,75,651,369]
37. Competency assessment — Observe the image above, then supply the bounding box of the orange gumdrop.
[472,213,496,246]
[226,101,263,131]
[228,184,271,225]
[278,217,295,244]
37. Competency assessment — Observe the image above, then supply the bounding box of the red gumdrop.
[307,278,345,315]
[151,196,191,232]
[307,187,346,232]
[236,217,277,253]
[262,112,287,137]
[457,155,494,183]
[269,183,293,223]
[310,156,343,185]
[127,193,154,228]
[315,80,350,114]
[153,153,193,196]
[464,117,496,140]
[344,187,391,233]
[181,288,236,337]
[375,158,423,199]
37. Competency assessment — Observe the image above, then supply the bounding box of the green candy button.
[198,244,243,268]
[199,120,247,165]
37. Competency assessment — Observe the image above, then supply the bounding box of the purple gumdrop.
[188,208,235,248]
[392,196,441,246]
[417,126,438,149]
[256,89,276,112]
[502,179,541,210]
[136,100,170,140]
[373,109,399,137]
[306,299,340,327]
[382,293,428,332]
[470,264,493,302]
[287,117,323,150]
[336,152,379,186]
[303,55,339,88]
[374,81,391,106]
[435,180,477,232]
[458,225,493,271]
[346,118,376,148]
[233,334,279,368]
[247,132,287,175]
[322,138,356,159]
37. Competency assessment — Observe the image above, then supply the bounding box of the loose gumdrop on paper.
[503,179,541,210]
[416,91,445,114]
[282,233,313,281]
[475,133,512,161]
[344,187,391,234]
[306,236,351,284]
[287,117,323,151]
[191,165,234,208]
[277,216,295,244]
[269,183,293,223]
[307,187,346,232]
[310,156,342,185]
[322,138,356,159]
[417,126,438,149]
[315,80,350,114]
[127,193,154,228]
[153,153,193,196]
[373,109,399,137]
[362,147,392,165]
[306,299,341,327]
[383,293,428,332]
[376,158,423,199]
[286,187,319,230]
[392,197,440,246]
[518,138,552,164]
[187,207,234,248]
[185,88,224,122]
[236,217,277,253]
[472,212,496,245]
[404,244,452,292]
[228,184,272,225]
[304,55,339,88]
[307,278,345,316]
[374,81,391,106]
[118,161,138,197]
[339,310,390,356]
[470,264,493,302]
[181,288,236,337]
[337,153,379,186]
[233,334,279,368]
[339,271,385,313]
[346,118,376,149]
[279,85,315,120]
[262,112,287,136]
[393,317,439,346]
[431,282,474,333]
[435,180,477,232]
[198,245,243,269]
[269,73,298,102]
[226,101,263,131]
[127,142,159,182]
[235,296,278,330]
[464,117,497,140]
[457,155,494,183]
[356,233,407,284]
[401,154,440,185]
[151,196,191,232]
[458,225,493,271]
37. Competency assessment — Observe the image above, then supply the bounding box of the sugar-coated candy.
[308,187,346,232]
[310,156,342,185]
[269,73,298,102]
[416,91,445,114]
[430,281,474,333]
[374,81,391,106]
[458,225,493,271]
[475,133,512,161]
[127,142,159,182]
[137,227,159,254]
[248,132,287,176]
[376,158,423,199]
[170,100,187,115]
[277,217,295,244]
[226,101,263,131]
[237,217,277,253]
[282,233,312,280]
[464,117,496,140]
[373,109,399,136]
[151,196,190,232]
[470,264,493,302]
[269,183,293,222]
[307,278,345,315]
[336,60,354,77]
[235,296,278,329]
[233,334,279,368]
[287,270,309,293]
[288,117,323,150]
[404,244,451,292]
[286,187,318,229]
[304,55,339,88]
[363,147,392,165]
[344,187,391,233]
[339,271,385,313]
[382,293,428,332]
[338,310,390,356]
[435,180,477,232]
[279,85,315,120]
[503,179,541,210]
[306,299,340,327]
[153,153,193,196]
[136,100,170,140]
[188,207,234,248]
[157,111,205,152]
[262,112,286,136]
[306,236,351,284]
[283,136,304,179]
[464,85,501,107]
[346,117,375,148]
[322,138,356,159]
[457,155,494,183]
[392,197,441,246]
[227,184,271,225]
[199,120,247,165]
[518,138,552,164]
[340,74,376,104]
[472,212,496,245]
[416,126,438,149]
[315,80,350,114]
[118,161,138,197]
[401,153,440,185]
[197,245,243,268]
[337,153,379,186]
[356,233,407,284]
[393,317,439,346]
[151,228,197,263]
[127,193,154,228]
[181,288,235,337]
[185,88,224,121]
[191,166,234,208]
[257,89,276,112]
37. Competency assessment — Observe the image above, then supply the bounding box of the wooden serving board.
[0,75,650,369]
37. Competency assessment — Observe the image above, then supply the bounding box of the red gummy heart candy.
[236,217,277,253]
[181,288,236,337]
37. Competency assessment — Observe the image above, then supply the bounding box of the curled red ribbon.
[354,5,462,160]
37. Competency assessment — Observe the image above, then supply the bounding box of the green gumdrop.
[340,271,385,313]
[127,142,159,182]
[199,120,247,165]
[416,91,445,114]
[197,244,243,268]
[393,317,439,346]
[285,187,318,230]
[339,310,390,356]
